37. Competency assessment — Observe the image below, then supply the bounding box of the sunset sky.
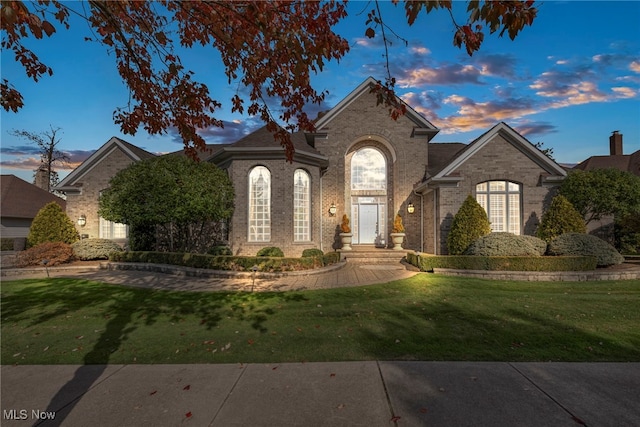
[1,1,639,184]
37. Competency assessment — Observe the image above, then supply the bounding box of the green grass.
[2,275,639,365]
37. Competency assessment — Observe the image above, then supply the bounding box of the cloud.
[514,121,558,138]
[474,54,518,78]
[397,63,482,86]
[630,61,640,73]
[0,156,42,170]
[611,87,637,98]
[167,119,256,145]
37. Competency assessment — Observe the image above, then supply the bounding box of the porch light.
[328,203,337,216]
[77,215,86,227]
[407,203,415,214]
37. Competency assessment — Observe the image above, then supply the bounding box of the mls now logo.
[3,409,56,420]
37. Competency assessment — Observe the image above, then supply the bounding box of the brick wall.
[65,148,137,239]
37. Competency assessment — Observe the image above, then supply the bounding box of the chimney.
[34,166,50,192]
[609,131,623,155]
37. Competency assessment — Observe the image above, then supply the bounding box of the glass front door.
[358,204,378,244]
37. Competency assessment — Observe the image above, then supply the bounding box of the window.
[249,166,271,241]
[293,169,310,241]
[476,181,521,234]
[99,217,128,239]
[351,148,386,190]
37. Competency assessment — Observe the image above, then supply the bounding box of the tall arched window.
[351,148,386,190]
[476,180,522,234]
[248,166,270,242]
[293,169,310,241]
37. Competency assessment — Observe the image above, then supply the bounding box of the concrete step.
[340,248,408,264]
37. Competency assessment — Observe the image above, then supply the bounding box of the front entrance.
[358,204,378,244]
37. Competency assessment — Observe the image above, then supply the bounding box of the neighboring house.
[55,77,568,255]
[1,174,67,250]
[572,131,640,242]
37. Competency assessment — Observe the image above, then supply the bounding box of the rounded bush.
[447,195,491,255]
[16,242,74,267]
[302,248,324,257]
[72,238,123,260]
[208,245,233,256]
[257,246,284,257]
[464,232,547,256]
[548,233,624,267]
[27,201,79,247]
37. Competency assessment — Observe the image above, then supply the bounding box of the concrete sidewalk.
[2,362,639,426]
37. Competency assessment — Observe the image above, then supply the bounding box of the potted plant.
[339,214,352,251]
[390,213,405,250]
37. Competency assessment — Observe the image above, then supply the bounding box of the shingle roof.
[1,175,66,219]
[427,143,467,177]
[573,149,640,177]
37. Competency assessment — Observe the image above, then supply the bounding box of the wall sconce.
[328,203,337,216]
[407,203,415,214]
[77,215,86,227]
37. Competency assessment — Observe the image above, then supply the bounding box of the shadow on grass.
[1,278,307,425]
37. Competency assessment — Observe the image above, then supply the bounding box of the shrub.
[208,245,233,256]
[340,214,351,233]
[1,238,13,251]
[302,248,324,257]
[257,247,284,257]
[72,238,123,260]
[537,195,586,241]
[322,252,341,265]
[16,242,74,267]
[406,252,597,272]
[615,213,640,255]
[548,233,624,267]
[447,195,491,255]
[392,213,405,233]
[465,233,547,256]
[27,201,79,247]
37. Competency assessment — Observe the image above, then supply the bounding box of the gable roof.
[55,137,155,192]
[209,126,329,168]
[312,76,439,141]
[573,149,640,177]
[1,174,66,219]
[415,122,567,192]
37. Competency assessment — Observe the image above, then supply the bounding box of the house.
[1,174,67,250]
[55,77,567,255]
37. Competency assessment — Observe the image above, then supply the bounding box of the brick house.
[56,77,567,255]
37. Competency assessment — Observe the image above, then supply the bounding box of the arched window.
[293,169,311,241]
[248,166,270,242]
[351,148,386,190]
[476,181,522,234]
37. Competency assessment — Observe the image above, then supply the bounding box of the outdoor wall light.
[328,203,337,216]
[407,203,415,214]
[77,215,87,227]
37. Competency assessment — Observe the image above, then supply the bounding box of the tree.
[534,141,554,160]
[447,195,491,255]
[9,125,68,192]
[99,155,234,252]
[2,1,538,160]
[27,201,79,247]
[536,195,586,242]
[559,169,640,224]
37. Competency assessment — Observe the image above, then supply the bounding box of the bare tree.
[10,125,69,192]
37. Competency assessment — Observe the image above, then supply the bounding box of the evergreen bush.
[207,245,233,256]
[256,246,285,257]
[447,195,491,255]
[27,202,79,247]
[392,214,405,233]
[1,238,13,251]
[548,233,624,267]
[537,195,586,241]
[465,232,547,256]
[615,213,640,255]
[72,238,123,260]
[302,248,324,257]
[16,242,75,267]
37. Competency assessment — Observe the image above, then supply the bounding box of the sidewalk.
[2,361,639,426]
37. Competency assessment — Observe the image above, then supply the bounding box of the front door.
[358,204,378,244]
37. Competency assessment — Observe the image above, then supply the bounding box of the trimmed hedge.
[72,238,123,260]
[406,252,597,272]
[302,248,324,257]
[109,250,341,272]
[207,245,233,256]
[257,247,285,257]
[464,232,547,256]
[548,233,624,267]
[1,238,13,251]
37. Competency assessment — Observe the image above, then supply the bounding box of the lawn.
[1,275,639,365]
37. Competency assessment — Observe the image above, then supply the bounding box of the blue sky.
[2,1,639,184]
